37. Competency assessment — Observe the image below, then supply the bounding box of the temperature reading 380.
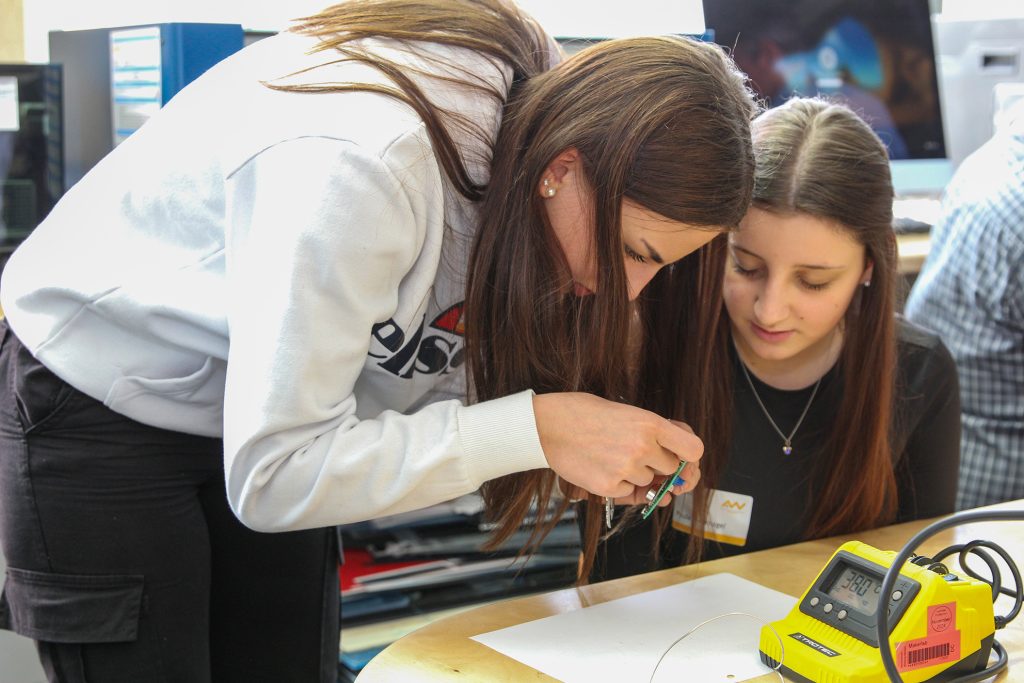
[828,565,883,614]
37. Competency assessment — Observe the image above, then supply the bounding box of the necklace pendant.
[736,352,821,461]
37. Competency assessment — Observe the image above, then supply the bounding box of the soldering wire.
[647,611,785,683]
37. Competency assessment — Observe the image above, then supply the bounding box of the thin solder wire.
[647,611,786,682]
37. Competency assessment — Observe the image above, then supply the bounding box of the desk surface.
[359,500,1024,682]
[897,232,930,274]
[894,195,939,275]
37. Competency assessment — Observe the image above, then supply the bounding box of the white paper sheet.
[472,573,796,683]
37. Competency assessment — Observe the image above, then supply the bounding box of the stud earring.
[862,280,871,288]
[542,178,556,197]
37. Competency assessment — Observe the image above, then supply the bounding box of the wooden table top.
[897,232,931,274]
[358,499,1024,682]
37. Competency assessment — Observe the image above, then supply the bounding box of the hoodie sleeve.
[222,132,547,531]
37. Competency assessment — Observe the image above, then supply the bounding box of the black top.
[588,318,961,582]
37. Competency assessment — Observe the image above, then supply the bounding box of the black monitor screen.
[704,0,945,161]
[0,64,63,252]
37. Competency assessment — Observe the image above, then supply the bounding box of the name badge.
[672,488,754,546]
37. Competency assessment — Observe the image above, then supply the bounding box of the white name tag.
[672,488,754,546]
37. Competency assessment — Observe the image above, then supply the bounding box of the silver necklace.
[737,358,822,455]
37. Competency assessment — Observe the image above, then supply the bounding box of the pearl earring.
[862,280,871,288]
[542,178,556,197]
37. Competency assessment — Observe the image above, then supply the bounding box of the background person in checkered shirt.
[905,97,1024,509]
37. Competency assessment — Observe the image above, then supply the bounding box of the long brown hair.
[737,97,898,536]
[270,0,554,201]
[467,36,756,578]
[638,236,734,567]
[271,1,755,574]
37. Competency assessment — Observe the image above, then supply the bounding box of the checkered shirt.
[904,117,1024,510]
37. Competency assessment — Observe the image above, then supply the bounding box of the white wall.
[942,0,1024,19]
[19,0,1023,62]
[517,0,703,40]
[22,0,329,62]
[22,0,705,63]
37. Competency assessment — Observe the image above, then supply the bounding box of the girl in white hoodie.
[0,1,755,679]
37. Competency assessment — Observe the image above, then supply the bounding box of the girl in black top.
[590,98,961,581]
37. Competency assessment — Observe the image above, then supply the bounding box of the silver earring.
[862,280,871,288]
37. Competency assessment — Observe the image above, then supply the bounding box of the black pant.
[0,321,339,682]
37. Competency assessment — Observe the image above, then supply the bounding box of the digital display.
[827,564,883,615]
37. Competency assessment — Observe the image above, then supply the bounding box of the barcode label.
[906,643,950,665]
[896,634,959,671]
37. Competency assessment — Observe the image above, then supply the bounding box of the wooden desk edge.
[897,232,930,274]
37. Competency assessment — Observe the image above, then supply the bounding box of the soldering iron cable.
[877,508,1024,683]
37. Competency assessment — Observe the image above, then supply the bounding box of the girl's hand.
[565,458,701,507]
[535,393,703,501]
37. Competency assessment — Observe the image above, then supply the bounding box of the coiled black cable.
[877,509,1023,683]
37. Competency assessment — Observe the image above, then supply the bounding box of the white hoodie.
[1,30,556,531]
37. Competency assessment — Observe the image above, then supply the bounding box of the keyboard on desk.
[892,195,941,234]
[892,216,932,234]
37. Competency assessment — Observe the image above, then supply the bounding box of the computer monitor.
[0,64,63,256]
[49,28,114,191]
[704,0,951,196]
[49,23,243,189]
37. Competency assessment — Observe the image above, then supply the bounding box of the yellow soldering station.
[759,540,998,682]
